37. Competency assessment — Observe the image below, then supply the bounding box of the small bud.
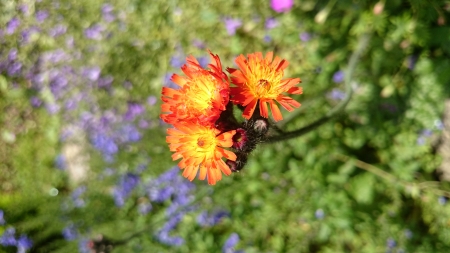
[226,160,238,172]
[253,118,269,135]
[232,128,248,149]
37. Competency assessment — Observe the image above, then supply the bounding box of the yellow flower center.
[184,73,218,112]
[195,131,216,154]
[247,60,283,99]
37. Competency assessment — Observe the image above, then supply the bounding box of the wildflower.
[223,17,242,35]
[161,51,229,126]
[315,209,325,219]
[166,123,236,185]
[299,32,311,42]
[0,210,4,225]
[271,0,294,13]
[222,233,240,253]
[332,70,344,83]
[16,235,32,253]
[227,52,302,122]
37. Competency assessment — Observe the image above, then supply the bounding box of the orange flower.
[166,122,237,185]
[161,51,229,126]
[227,52,303,122]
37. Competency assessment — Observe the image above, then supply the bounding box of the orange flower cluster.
[161,51,302,185]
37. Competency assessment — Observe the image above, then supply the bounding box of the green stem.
[266,33,371,143]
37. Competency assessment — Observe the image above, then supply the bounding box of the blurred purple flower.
[90,133,118,156]
[138,202,152,215]
[19,5,30,15]
[223,17,242,35]
[147,96,157,106]
[21,26,40,44]
[30,97,42,107]
[46,103,60,114]
[435,119,444,130]
[156,230,184,246]
[113,173,140,207]
[332,70,344,83]
[54,154,66,170]
[62,224,78,241]
[35,10,49,23]
[84,24,105,40]
[8,48,18,61]
[118,124,141,143]
[6,17,20,34]
[82,66,101,81]
[439,196,447,205]
[17,235,32,253]
[102,4,115,22]
[49,24,67,37]
[271,0,293,13]
[299,32,311,42]
[386,238,396,248]
[124,102,144,121]
[0,227,16,246]
[222,233,240,253]
[192,39,206,49]
[263,35,272,43]
[407,55,418,70]
[0,210,4,225]
[197,56,210,68]
[417,129,432,145]
[7,62,22,76]
[78,238,91,253]
[98,75,114,88]
[170,55,185,68]
[72,186,86,208]
[265,17,279,29]
[327,88,346,100]
[197,210,230,227]
[315,209,325,219]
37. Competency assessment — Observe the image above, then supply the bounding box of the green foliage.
[1,0,450,252]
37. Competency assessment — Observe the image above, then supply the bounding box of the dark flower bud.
[232,128,248,149]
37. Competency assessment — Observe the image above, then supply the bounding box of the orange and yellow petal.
[166,122,236,185]
[160,52,230,126]
[227,52,302,122]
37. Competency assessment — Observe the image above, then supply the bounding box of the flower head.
[161,51,229,126]
[227,52,302,121]
[166,123,236,185]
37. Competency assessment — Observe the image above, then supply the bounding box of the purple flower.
[0,210,4,225]
[327,88,346,100]
[78,238,91,253]
[82,66,101,81]
[98,76,114,88]
[90,133,118,157]
[117,124,141,143]
[197,210,230,227]
[113,173,140,207]
[124,102,144,121]
[386,238,396,248]
[223,17,242,35]
[315,209,325,219]
[138,202,152,215]
[156,231,184,246]
[299,32,311,42]
[54,154,66,170]
[72,186,86,208]
[439,196,447,205]
[271,0,293,13]
[332,70,344,83]
[222,233,240,253]
[417,129,432,145]
[197,56,210,68]
[263,35,272,43]
[30,97,42,107]
[192,39,206,49]
[8,48,18,61]
[170,55,186,68]
[102,4,115,22]
[49,24,67,37]
[62,224,78,241]
[0,227,17,246]
[7,62,22,76]
[265,18,279,29]
[35,10,49,23]
[19,5,30,15]
[6,17,20,34]
[147,96,157,106]
[17,235,32,253]
[20,26,40,44]
[84,24,105,40]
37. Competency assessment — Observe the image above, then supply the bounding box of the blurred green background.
[1,0,450,252]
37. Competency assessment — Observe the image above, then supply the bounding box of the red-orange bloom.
[166,122,236,185]
[227,52,303,122]
[161,51,229,126]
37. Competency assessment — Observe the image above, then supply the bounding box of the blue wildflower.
[315,209,325,219]
[299,32,311,42]
[0,227,17,246]
[222,233,240,253]
[6,17,20,34]
[90,133,118,157]
[386,238,396,248]
[17,235,33,253]
[113,173,140,207]
[223,17,242,35]
[0,209,4,225]
[62,224,78,241]
[327,88,346,100]
[332,70,344,83]
[265,18,279,29]
[197,210,230,227]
